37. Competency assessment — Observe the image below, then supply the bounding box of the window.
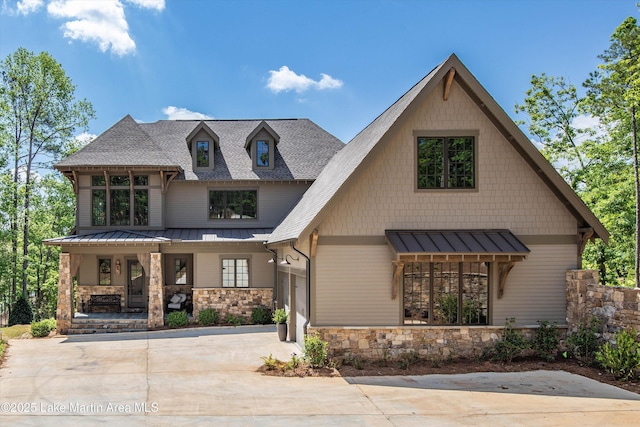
[403,262,488,325]
[417,136,474,189]
[91,175,149,226]
[222,258,249,287]
[196,141,209,167]
[98,258,111,285]
[175,258,187,284]
[256,140,270,167]
[209,190,257,219]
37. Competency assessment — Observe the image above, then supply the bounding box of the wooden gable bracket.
[443,67,456,101]
[310,229,319,257]
[391,260,405,300]
[497,261,516,299]
[63,171,79,194]
[577,227,594,262]
[160,170,179,194]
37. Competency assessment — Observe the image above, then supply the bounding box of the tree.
[583,17,640,287]
[0,48,95,301]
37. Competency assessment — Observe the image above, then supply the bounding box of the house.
[49,54,607,358]
[46,117,344,332]
[264,54,607,357]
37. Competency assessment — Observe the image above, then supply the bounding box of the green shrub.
[596,329,640,381]
[198,308,219,326]
[30,318,56,338]
[272,308,287,324]
[167,311,189,328]
[532,320,560,361]
[485,318,529,363]
[251,305,272,325]
[225,314,243,326]
[9,295,33,326]
[566,315,602,364]
[260,353,280,370]
[304,333,328,368]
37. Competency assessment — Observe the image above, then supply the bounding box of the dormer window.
[246,120,279,171]
[196,141,210,167]
[187,121,218,171]
[256,140,270,167]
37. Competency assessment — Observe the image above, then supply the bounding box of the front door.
[127,260,146,309]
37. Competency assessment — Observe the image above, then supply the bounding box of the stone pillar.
[56,253,73,334]
[147,252,164,328]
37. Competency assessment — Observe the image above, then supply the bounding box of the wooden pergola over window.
[386,230,530,300]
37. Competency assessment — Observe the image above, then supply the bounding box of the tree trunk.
[632,104,639,288]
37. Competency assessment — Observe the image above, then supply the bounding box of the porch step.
[68,318,148,334]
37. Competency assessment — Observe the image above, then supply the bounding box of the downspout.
[290,241,311,335]
[263,243,278,310]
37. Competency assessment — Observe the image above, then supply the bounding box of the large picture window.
[209,190,257,219]
[417,136,475,189]
[403,262,488,325]
[91,175,149,226]
[222,258,249,287]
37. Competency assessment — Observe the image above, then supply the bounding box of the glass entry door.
[127,260,146,308]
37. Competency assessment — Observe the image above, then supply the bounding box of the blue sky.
[0,0,638,143]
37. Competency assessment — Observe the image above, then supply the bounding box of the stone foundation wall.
[76,286,124,312]
[308,325,565,360]
[567,270,640,341]
[193,288,273,320]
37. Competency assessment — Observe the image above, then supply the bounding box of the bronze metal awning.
[385,230,530,299]
[385,229,529,262]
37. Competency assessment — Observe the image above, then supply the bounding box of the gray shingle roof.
[56,117,344,181]
[268,53,608,244]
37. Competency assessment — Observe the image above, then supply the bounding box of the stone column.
[147,252,164,328]
[56,253,73,334]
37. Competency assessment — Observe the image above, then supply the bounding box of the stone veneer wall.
[76,286,124,312]
[308,325,564,360]
[567,270,640,341]
[192,288,273,320]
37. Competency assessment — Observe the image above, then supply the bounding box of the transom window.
[256,140,270,167]
[91,175,149,226]
[196,141,209,167]
[222,258,249,287]
[209,190,257,219]
[175,258,187,284]
[417,136,475,189]
[98,258,111,285]
[403,262,488,325]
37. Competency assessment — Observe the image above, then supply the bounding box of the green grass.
[0,324,32,339]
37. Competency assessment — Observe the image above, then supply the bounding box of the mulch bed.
[258,356,640,395]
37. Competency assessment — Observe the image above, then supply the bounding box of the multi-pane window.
[91,175,149,226]
[256,140,270,167]
[175,258,187,285]
[209,190,257,219]
[417,136,475,189]
[403,262,488,325]
[98,258,111,285]
[222,259,249,287]
[196,141,209,167]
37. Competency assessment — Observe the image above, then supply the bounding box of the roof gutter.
[290,241,311,336]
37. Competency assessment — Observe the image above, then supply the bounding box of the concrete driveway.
[1,326,639,426]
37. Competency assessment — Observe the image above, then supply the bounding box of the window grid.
[98,258,111,285]
[222,259,249,288]
[417,136,474,189]
[209,190,257,219]
[256,140,269,167]
[91,175,148,226]
[196,141,209,168]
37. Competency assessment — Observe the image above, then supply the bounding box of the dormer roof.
[244,120,280,149]
[186,121,220,150]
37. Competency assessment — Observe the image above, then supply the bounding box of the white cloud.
[266,66,343,94]
[16,0,43,15]
[125,0,165,11]
[162,106,213,120]
[47,1,135,56]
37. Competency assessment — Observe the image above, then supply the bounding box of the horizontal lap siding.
[492,244,576,326]
[315,245,399,326]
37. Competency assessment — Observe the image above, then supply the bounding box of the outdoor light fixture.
[280,254,299,265]
[115,259,121,276]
